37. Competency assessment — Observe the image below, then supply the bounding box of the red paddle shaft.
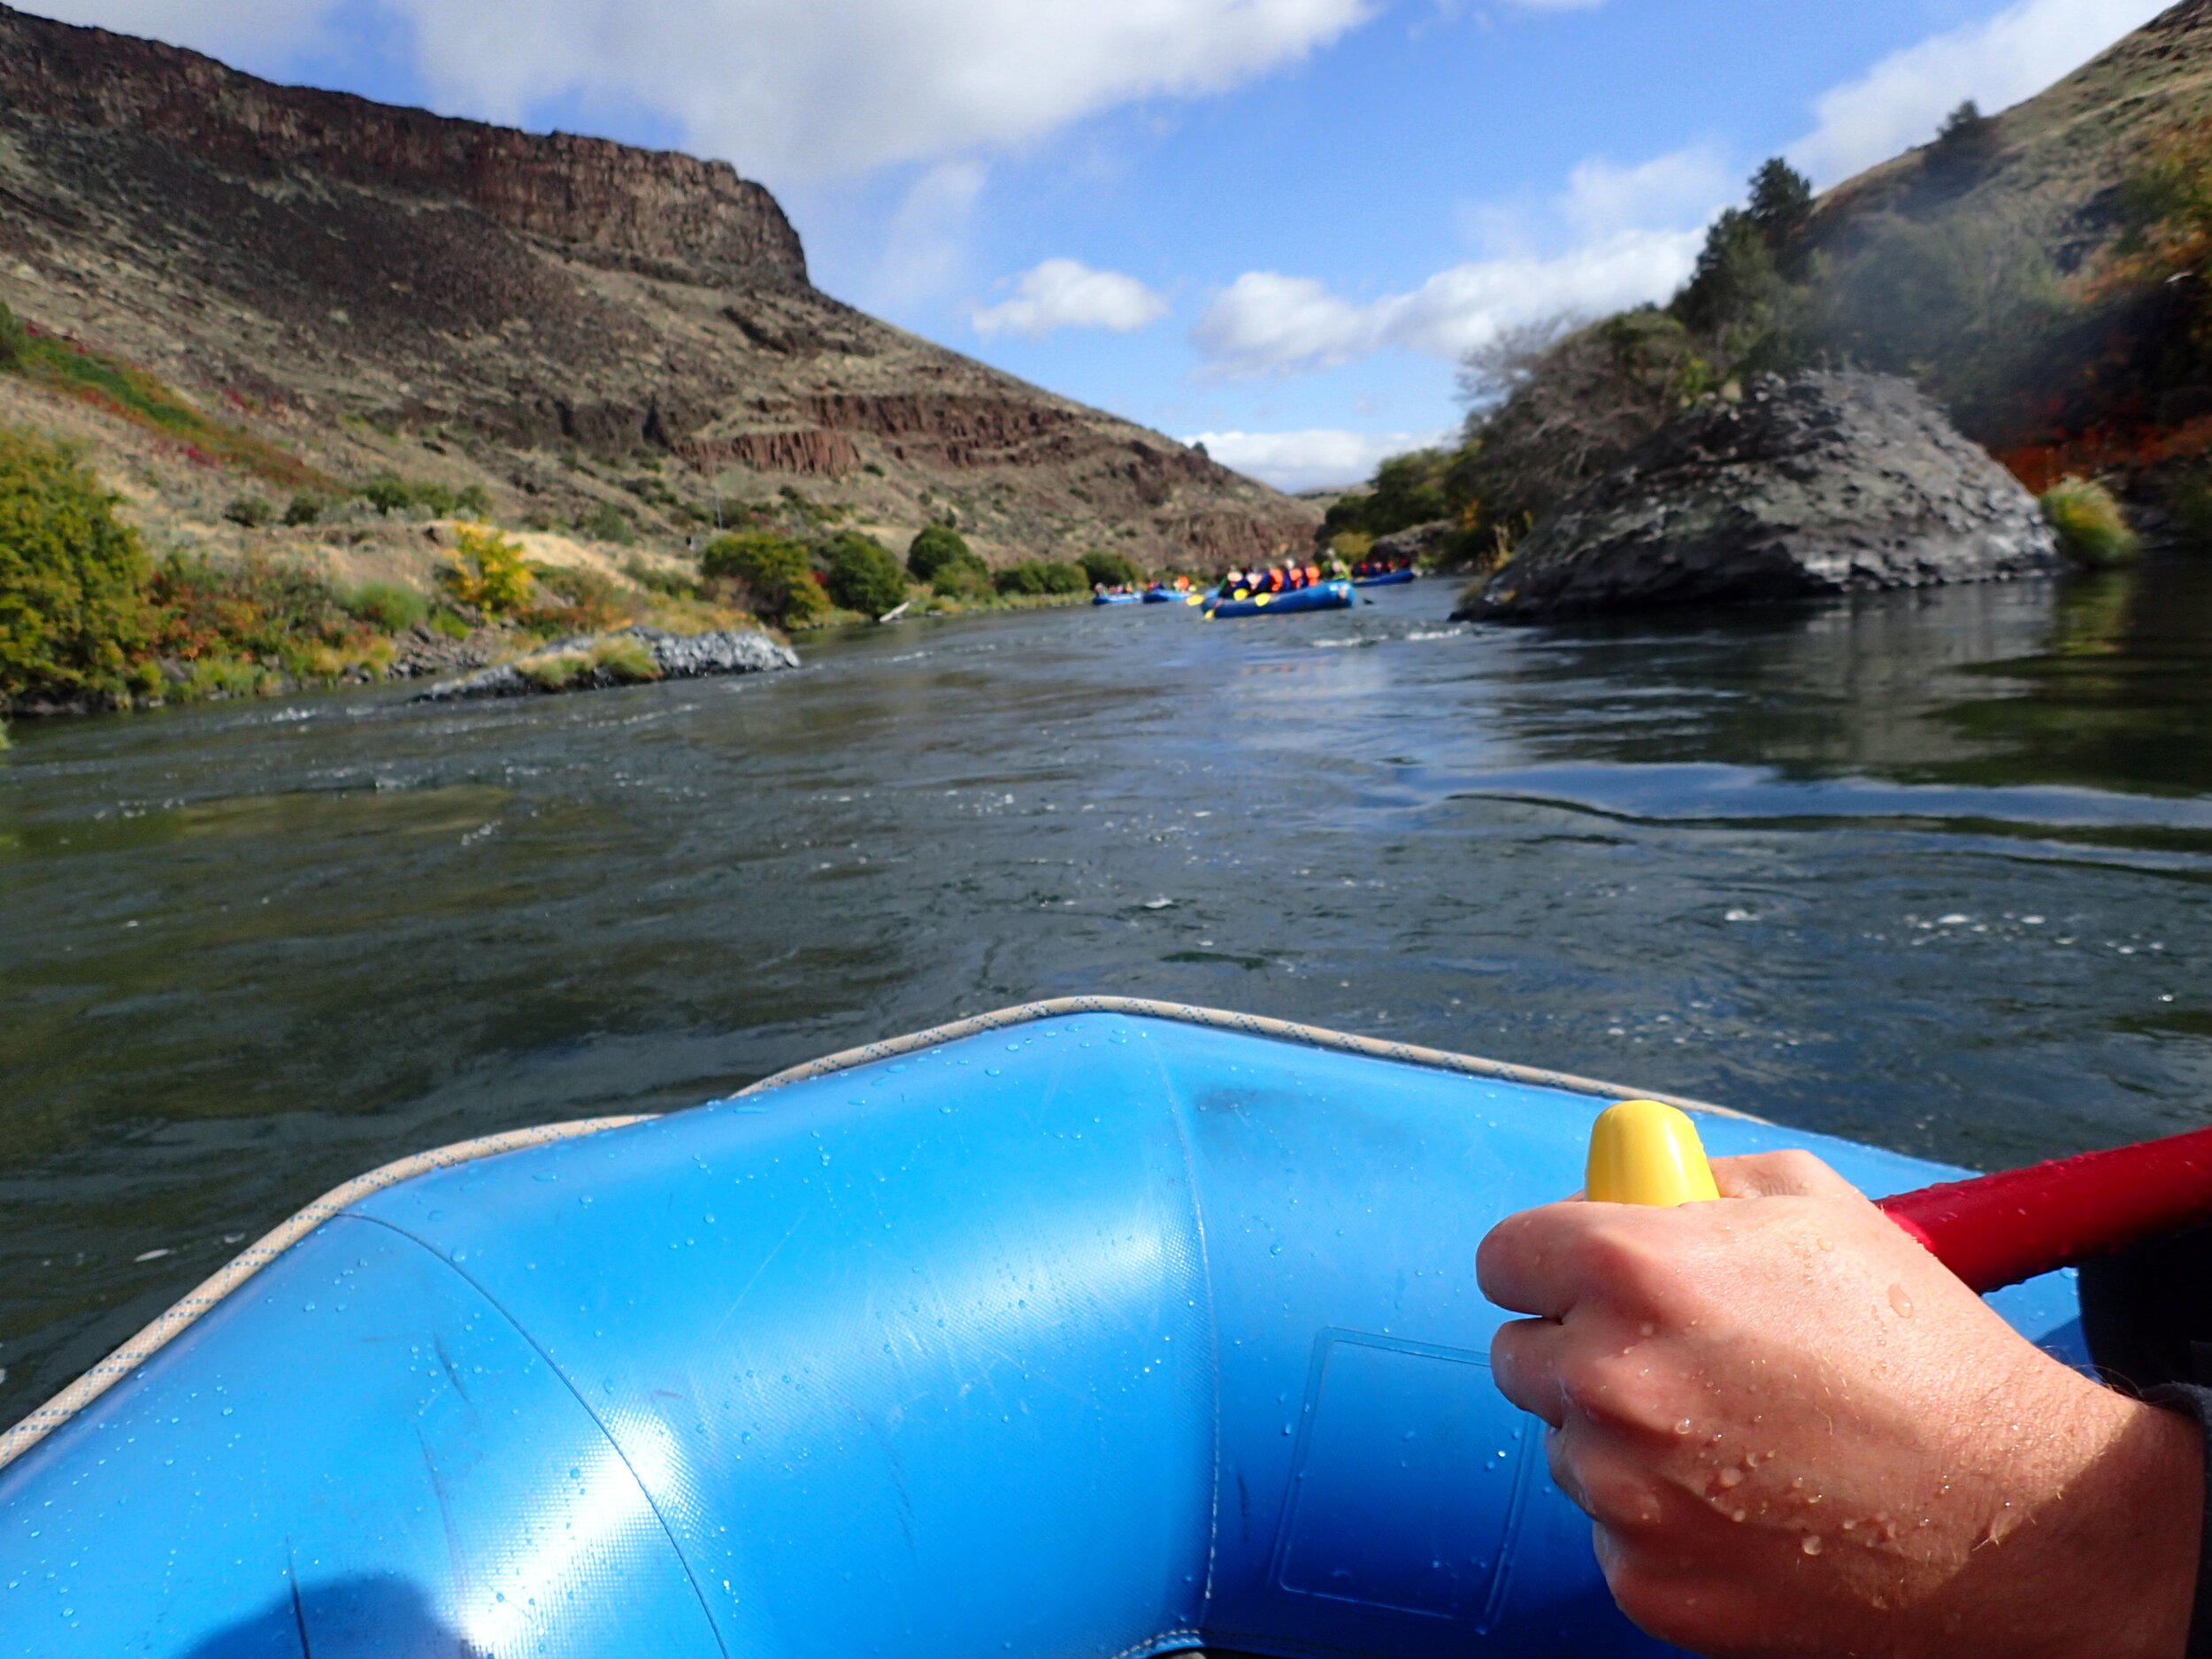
[1878,1123,2212,1293]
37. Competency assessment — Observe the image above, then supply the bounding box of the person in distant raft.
[1477,1150,2204,1659]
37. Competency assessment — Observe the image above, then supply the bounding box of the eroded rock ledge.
[1456,371,2060,623]
[413,628,798,703]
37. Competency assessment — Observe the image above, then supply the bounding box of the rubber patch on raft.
[1273,1332,1535,1628]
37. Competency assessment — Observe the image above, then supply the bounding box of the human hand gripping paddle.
[1477,1102,2208,1659]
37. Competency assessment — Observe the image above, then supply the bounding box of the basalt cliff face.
[0,5,1313,565]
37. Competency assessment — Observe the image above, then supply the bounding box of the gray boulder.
[1369,518,1456,564]
[414,626,798,702]
[1455,371,2059,622]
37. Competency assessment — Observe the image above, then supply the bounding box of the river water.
[4,565,2210,1419]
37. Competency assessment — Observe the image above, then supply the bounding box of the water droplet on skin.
[1816,1238,1834,1252]
[1732,1509,1747,1523]
[1674,1419,1694,1434]
[1801,1535,1824,1555]
[1717,1467,1743,1489]
[1639,1322,1655,1337]
[1888,1284,1914,1318]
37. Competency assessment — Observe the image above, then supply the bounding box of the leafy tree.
[701,530,826,626]
[906,522,973,580]
[1747,158,1816,265]
[1078,549,1144,588]
[822,532,908,615]
[0,425,150,706]
[439,525,534,618]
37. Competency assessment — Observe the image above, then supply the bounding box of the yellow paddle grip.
[1585,1099,1720,1206]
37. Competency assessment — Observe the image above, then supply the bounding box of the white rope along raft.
[0,996,1753,1470]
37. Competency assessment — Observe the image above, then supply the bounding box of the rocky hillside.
[0,4,1313,571]
[1802,0,2212,469]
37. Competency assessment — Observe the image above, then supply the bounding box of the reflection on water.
[2,562,2209,1417]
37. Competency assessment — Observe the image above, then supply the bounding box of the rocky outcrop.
[1370,519,1457,565]
[0,8,805,287]
[414,627,798,702]
[0,5,1317,568]
[1456,373,2061,623]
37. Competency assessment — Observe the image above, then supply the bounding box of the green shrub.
[906,522,973,580]
[429,608,471,640]
[590,634,660,682]
[622,555,698,598]
[701,530,826,626]
[357,474,415,515]
[0,425,150,707]
[345,581,428,633]
[0,301,27,373]
[1078,549,1144,589]
[518,650,591,691]
[143,553,388,685]
[823,532,908,615]
[578,501,637,545]
[282,493,325,526]
[224,494,274,528]
[994,558,1088,596]
[357,475,491,519]
[2041,476,2140,567]
[930,554,994,599]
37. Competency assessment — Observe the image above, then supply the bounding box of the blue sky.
[37,0,2164,488]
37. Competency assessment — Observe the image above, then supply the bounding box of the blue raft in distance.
[1092,590,1144,605]
[1209,579,1356,618]
[1353,569,1417,588]
[0,1005,2085,1659]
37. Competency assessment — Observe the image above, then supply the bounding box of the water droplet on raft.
[1888,1284,1915,1319]
[1801,1535,1824,1555]
[986,1069,1002,1077]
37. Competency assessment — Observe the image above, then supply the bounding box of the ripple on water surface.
[1,565,2209,1415]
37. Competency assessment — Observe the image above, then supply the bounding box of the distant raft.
[1353,569,1417,588]
[1209,579,1356,618]
[1091,591,1145,606]
[0,1001,2085,1659]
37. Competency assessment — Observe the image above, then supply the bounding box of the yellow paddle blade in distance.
[1585,1099,1720,1206]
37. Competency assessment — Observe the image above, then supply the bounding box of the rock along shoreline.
[411,626,799,703]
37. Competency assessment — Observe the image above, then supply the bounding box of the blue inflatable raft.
[1209,580,1356,619]
[1092,591,1144,605]
[0,1001,2084,1659]
[1353,569,1417,588]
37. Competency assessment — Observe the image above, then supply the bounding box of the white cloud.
[1789,0,2166,186]
[1189,139,1724,380]
[73,0,1371,183]
[1182,428,1448,493]
[1562,144,1732,239]
[1191,224,1703,380]
[972,258,1171,341]
[874,160,988,304]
